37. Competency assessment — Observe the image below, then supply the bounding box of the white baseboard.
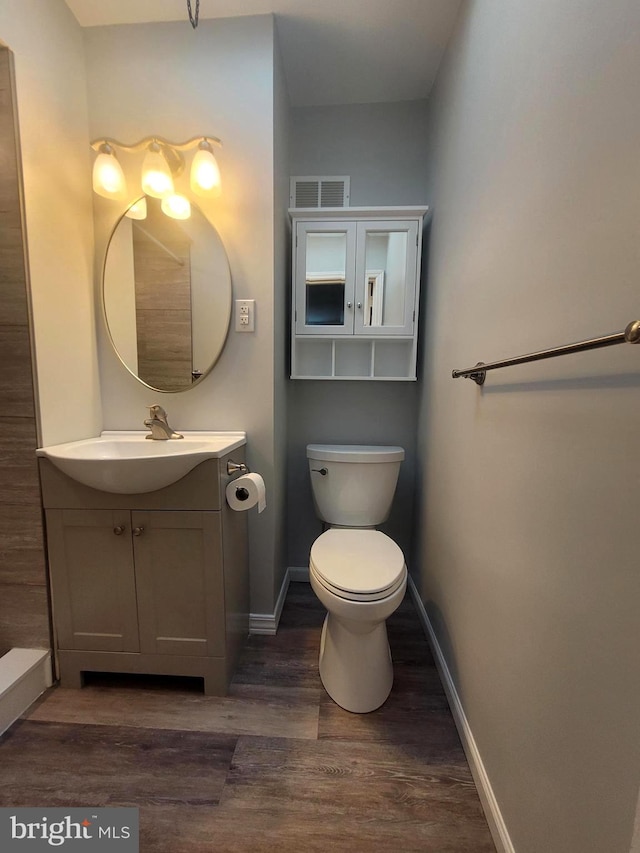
[407,575,515,853]
[0,648,52,737]
[249,568,292,635]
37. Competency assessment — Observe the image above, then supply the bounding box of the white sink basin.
[36,430,246,494]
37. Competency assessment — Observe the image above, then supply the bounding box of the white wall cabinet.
[290,206,428,380]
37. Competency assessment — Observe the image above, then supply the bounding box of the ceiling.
[63,0,462,107]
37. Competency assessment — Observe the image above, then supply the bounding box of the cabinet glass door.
[295,221,356,334]
[354,221,418,336]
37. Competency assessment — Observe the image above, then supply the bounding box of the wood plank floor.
[0,583,495,852]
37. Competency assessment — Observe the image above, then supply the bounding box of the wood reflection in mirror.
[133,202,193,390]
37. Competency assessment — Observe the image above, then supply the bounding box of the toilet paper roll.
[226,473,267,513]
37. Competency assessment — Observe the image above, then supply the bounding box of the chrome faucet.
[144,405,183,440]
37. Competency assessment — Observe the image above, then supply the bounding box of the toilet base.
[318,612,393,713]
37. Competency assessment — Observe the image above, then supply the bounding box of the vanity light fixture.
[92,143,127,200]
[141,141,175,198]
[190,139,222,197]
[90,135,222,215]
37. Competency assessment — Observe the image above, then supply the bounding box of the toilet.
[307,444,407,713]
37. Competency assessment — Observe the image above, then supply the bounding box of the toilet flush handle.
[311,467,328,476]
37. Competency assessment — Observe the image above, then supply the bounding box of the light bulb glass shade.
[92,149,126,199]
[190,146,221,197]
[141,146,174,198]
[125,197,148,220]
[161,193,191,220]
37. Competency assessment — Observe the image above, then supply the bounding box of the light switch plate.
[235,299,255,332]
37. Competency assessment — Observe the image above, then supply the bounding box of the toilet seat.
[310,529,406,602]
[311,565,406,603]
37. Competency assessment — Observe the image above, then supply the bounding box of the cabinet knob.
[347,302,352,308]
[113,525,125,536]
[133,526,145,537]
[357,302,362,309]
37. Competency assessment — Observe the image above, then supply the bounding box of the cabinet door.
[132,511,225,657]
[294,221,357,335]
[46,509,139,653]
[354,220,419,336]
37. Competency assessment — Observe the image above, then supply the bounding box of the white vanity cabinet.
[290,206,428,380]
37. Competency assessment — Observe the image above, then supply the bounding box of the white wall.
[85,16,281,615]
[0,0,101,446]
[418,2,640,851]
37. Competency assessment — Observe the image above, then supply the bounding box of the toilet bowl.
[309,526,407,713]
[307,444,407,712]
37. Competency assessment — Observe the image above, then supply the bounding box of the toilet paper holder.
[228,460,251,503]
[227,460,249,476]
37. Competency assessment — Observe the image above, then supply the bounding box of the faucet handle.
[148,404,168,420]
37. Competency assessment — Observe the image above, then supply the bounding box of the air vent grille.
[294,181,320,208]
[290,176,350,208]
[320,181,347,207]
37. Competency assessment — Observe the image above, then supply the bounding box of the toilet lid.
[310,529,406,598]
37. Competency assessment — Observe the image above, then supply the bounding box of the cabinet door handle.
[347,302,352,308]
[113,525,126,536]
[357,302,362,309]
[133,526,145,537]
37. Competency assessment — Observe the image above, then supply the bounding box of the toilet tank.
[307,444,404,527]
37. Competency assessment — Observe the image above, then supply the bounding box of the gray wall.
[287,382,419,569]
[290,101,429,207]
[272,32,291,603]
[417,2,640,851]
[287,100,429,569]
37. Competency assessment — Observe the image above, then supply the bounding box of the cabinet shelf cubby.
[292,337,416,381]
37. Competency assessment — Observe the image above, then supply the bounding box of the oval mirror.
[103,196,232,392]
